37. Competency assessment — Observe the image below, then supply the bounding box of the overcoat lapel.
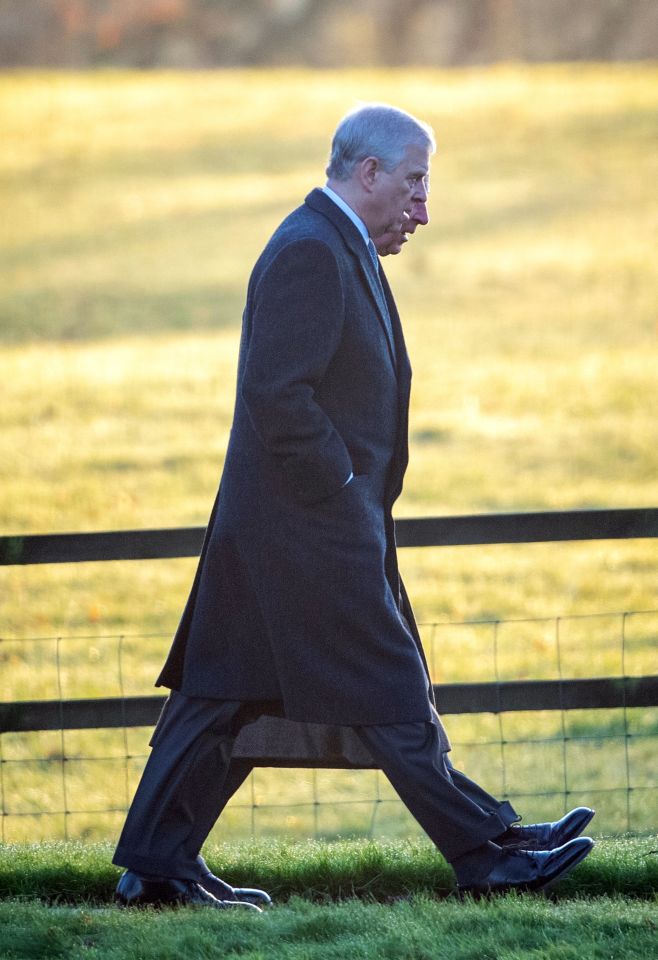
[380,266,412,504]
[305,190,398,371]
[356,253,398,368]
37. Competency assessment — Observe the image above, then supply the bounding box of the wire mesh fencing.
[1,608,657,843]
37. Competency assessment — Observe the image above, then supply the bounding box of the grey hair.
[326,103,435,181]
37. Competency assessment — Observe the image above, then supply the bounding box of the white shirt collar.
[322,186,370,248]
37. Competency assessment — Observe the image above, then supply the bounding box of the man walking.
[114,104,593,907]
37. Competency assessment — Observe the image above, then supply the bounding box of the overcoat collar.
[305,188,397,369]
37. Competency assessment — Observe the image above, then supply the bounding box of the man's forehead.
[403,143,431,171]
[405,143,430,164]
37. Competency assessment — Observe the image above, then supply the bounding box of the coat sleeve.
[240,237,353,505]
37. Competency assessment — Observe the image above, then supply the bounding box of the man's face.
[375,195,429,256]
[370,143,430,238]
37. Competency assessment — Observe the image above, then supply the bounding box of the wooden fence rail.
[2,508,658,566]
[3,674,658,769]
[2,675,658,734]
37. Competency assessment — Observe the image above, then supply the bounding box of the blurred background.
[1,0,657,68]
[1,2,657,843]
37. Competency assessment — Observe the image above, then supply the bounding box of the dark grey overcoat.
[157,188,439,727]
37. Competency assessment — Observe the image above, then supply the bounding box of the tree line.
[0,0,656,68]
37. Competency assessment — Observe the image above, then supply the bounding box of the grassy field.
[1,65,657,840]
[5,895,657,960]
[1,838,657,959]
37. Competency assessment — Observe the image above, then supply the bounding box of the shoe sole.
[115,894,261,912]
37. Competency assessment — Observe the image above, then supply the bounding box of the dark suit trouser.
[113,691,518,880]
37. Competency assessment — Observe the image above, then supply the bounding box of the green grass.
[1,840,657,960]
[1,65,658,841]
[1,836,657,902]
[3,895,657,960]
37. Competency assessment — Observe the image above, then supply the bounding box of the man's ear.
[358,156,379,192]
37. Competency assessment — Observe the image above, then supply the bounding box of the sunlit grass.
[1,836,657,900]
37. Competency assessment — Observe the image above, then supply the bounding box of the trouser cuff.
[450,841,502,884]
[441,806,517,861]
[112,846,205,883]
[497,800,520,827]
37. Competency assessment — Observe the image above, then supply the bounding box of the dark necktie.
[367,238,380,273]
[366,239,396,360]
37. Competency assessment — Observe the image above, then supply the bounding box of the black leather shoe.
[457,836,594,896]
[497,807,595,851]
[199,870,272,907]
[115,870,262,912]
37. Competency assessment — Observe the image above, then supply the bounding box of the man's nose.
[411,201,429,226]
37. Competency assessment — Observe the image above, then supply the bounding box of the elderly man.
[114,104,593,908]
